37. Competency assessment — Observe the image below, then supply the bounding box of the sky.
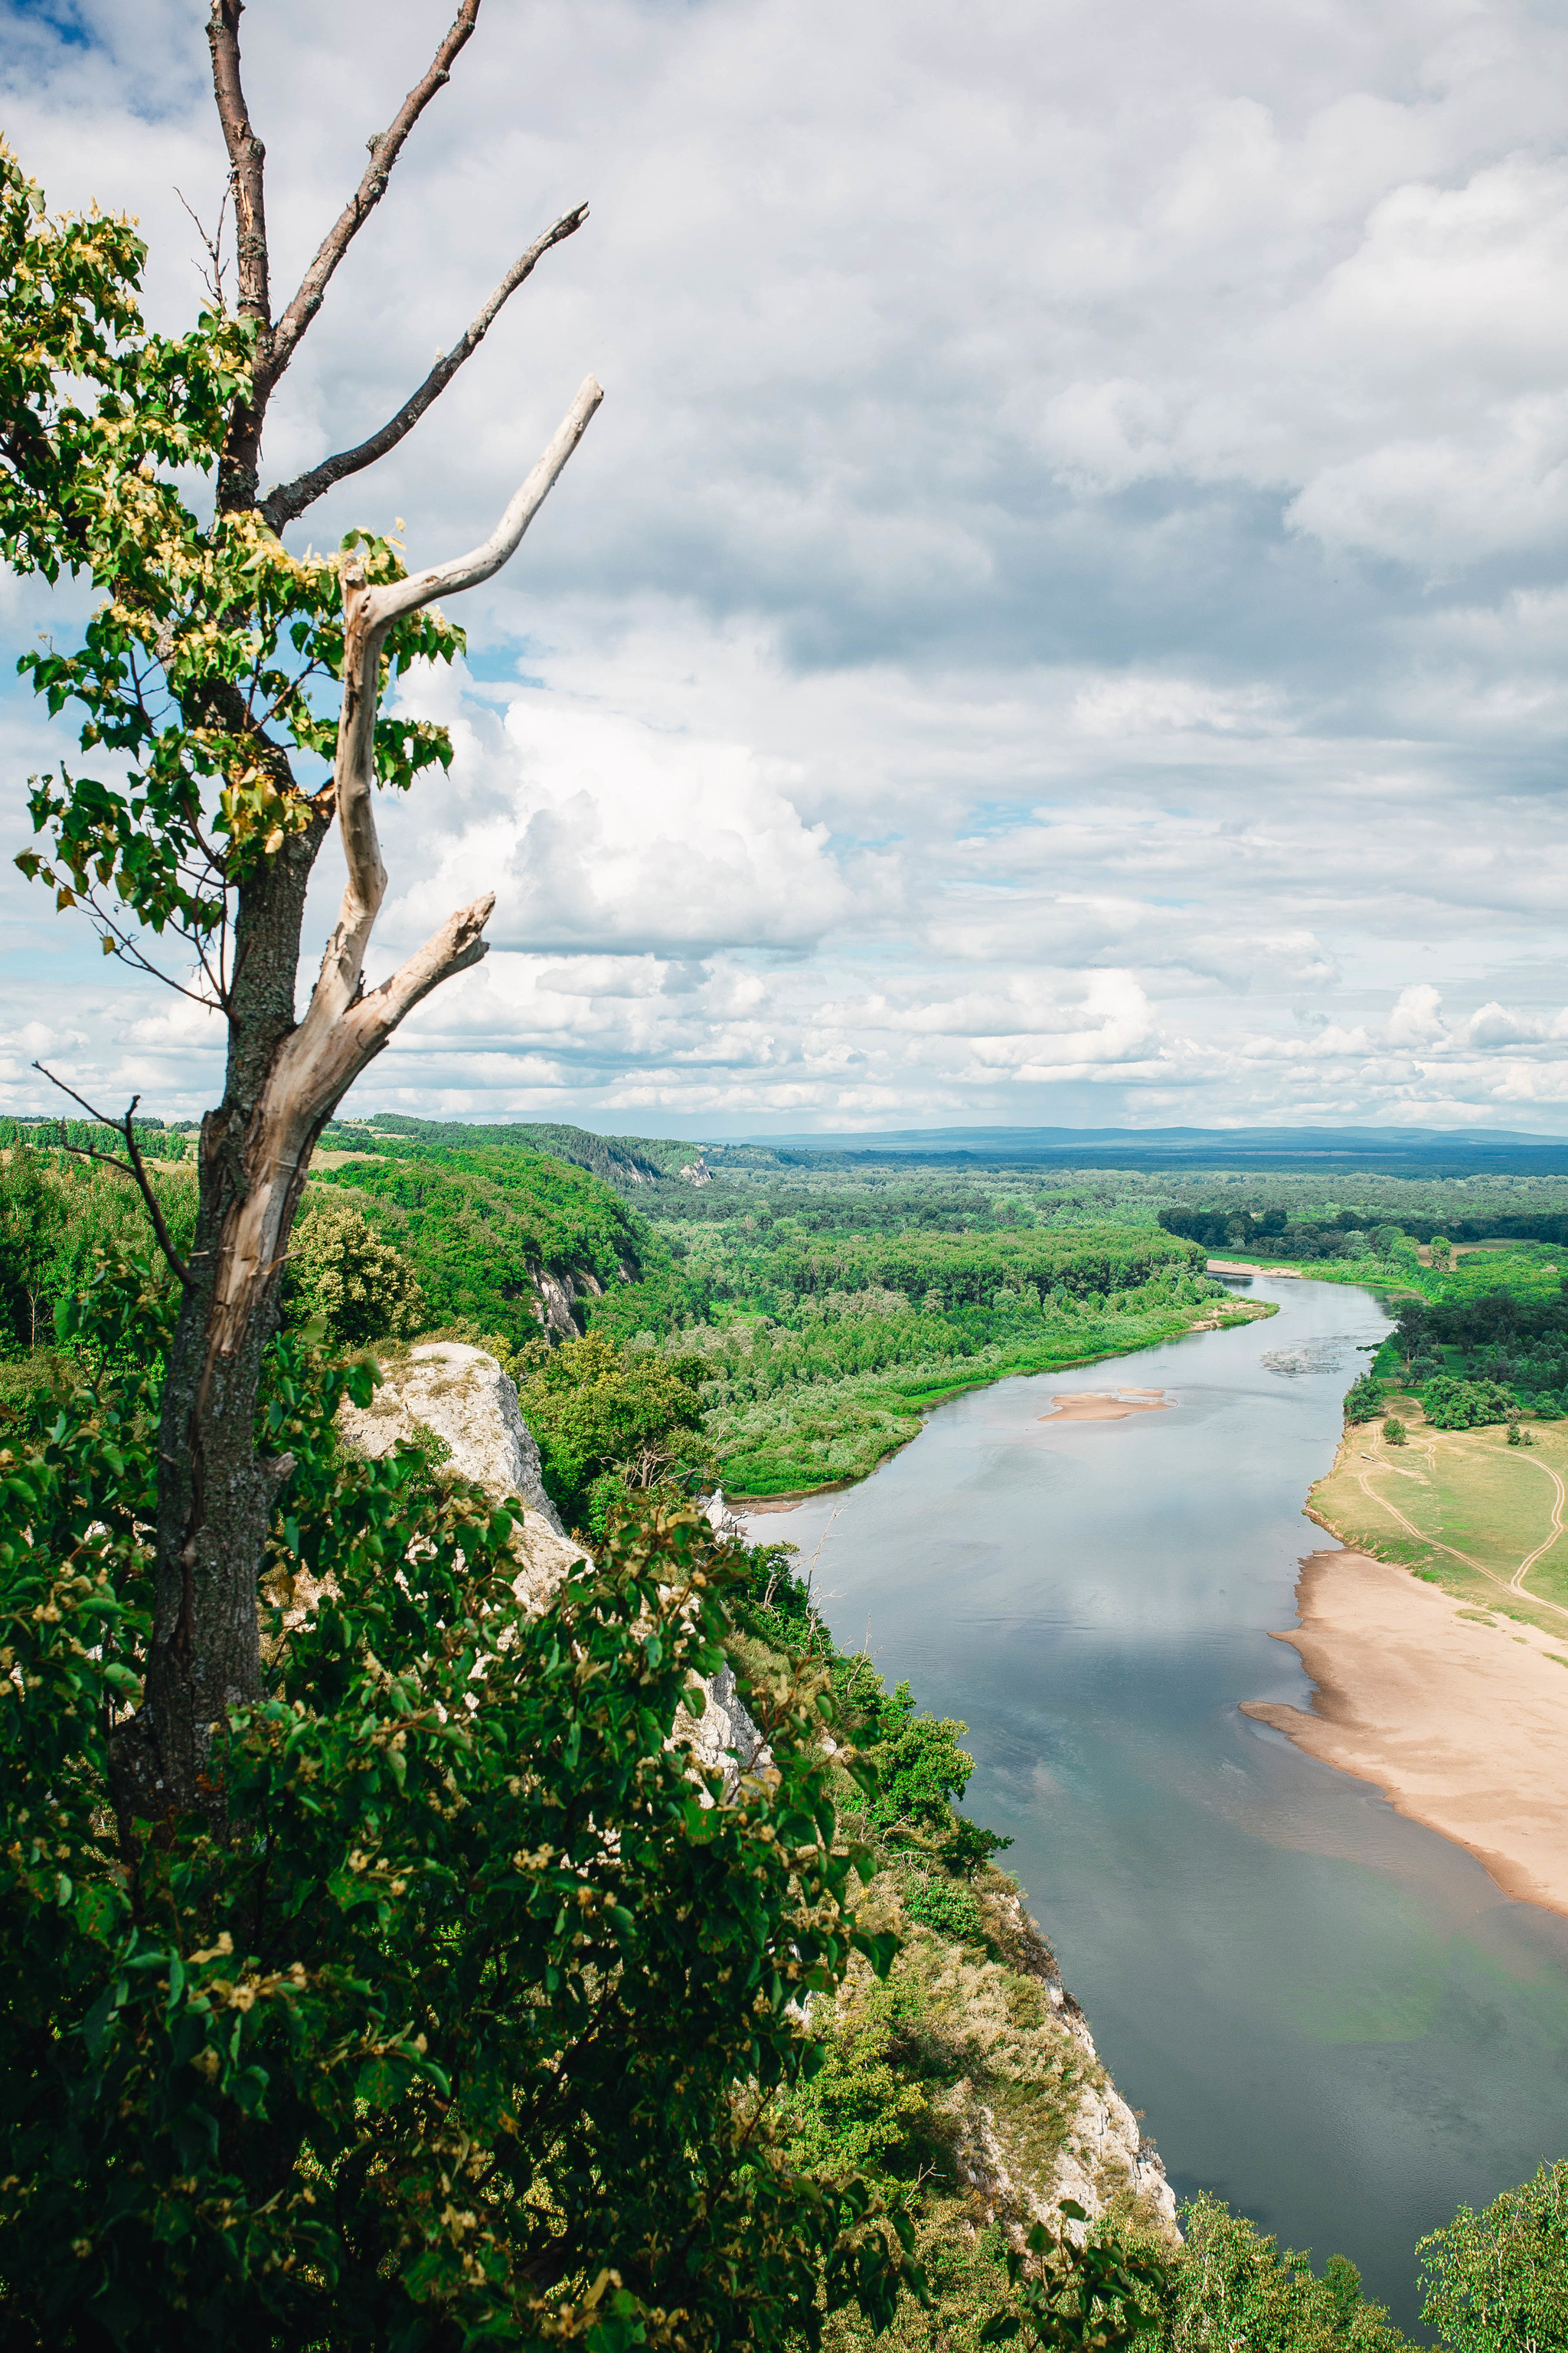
[4,0,1568,1139]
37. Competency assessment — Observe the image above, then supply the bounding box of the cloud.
[377,666,856,958]
[5,0,1568,1134]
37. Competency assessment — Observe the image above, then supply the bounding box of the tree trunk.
[116,815,328,1819]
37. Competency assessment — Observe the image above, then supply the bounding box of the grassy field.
[1308,1400,1568,1643]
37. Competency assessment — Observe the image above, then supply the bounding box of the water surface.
[746,1276,1568,2327]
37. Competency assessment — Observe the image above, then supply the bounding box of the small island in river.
[1038,1389,1174,1422]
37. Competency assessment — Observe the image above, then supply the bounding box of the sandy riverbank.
[1038,1390,1173,1423]
[1243,1547,1568,1918]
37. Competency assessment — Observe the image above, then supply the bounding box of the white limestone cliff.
[336,1342,766,1770]
[336,1340,585,1608]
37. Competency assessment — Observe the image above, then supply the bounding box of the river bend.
[747,1274,1568,2327]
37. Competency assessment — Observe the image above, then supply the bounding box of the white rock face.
[534,1272,582,1337]
[337,1341,585,1606]
[337,1345,1163,2229]
[676,1662,770,1799]
[335,1344,767,1787]
[949,1887,1179,2237]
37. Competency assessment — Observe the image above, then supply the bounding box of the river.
[743,1273,1568,2328]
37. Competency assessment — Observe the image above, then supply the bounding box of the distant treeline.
[1396,1285,1568,1354]
[659,1184,1050,1234]
[0,1116,189,1160]
[1161,1202,1568,1252]
[1158,1207,1289,1248]
[328,1116,690,1194]
[767,1225,1199,1305]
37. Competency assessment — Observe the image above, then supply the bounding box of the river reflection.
[745,1276,1568,2328]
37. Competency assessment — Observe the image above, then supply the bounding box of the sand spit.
[1206,1258,1302,1278]
[1243,1547,1568,1919]
[1038,1390,1174,1423]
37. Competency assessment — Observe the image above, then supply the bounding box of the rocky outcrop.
[939,1884,1178,2238]
[337,1341,585,1607]
[676,1662,770,1799]
[534,1270,583,1338]
[338,1342,767,1779]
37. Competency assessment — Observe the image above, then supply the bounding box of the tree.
[2,5,600,1817]
[1417,2160,1568,2351]
[517,1332,717,1530]
[286,1189,424,1347]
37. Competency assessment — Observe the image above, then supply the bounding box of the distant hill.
[348,1116,729,1194]
[719,1124,1568,1177]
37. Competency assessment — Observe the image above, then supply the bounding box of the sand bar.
[1243,1547,1568,1917]
[1206,1257,1302,1277]
[1038,1391,1173,1423]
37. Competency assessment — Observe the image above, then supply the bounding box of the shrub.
[517,1331,716,1528]
[286,1188,424,1346]
[1344,1373,1384,1423]
[1422,1374,1517,1430]
[902,1875,985,1943]
[1417,2159,1568,2351]
[1382,1417,1407,1446]
[0,1256,915,2350]
[1163,2193,1406,2351]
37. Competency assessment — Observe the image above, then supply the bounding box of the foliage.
[315,1149,651,1342]
[1381,1418,1406,1446]
[2,140,462,975]
[1416,2159,1568,2351]
[516,1332,716,1531]
[1342,1374,1385,1423]
[1159,2194,1407,2352]
[285,1187,424,1346]
[855,1682,1011,1874]
[0,1151,195,1355]
[766,1229,1199,1312]
[0,1117,188,1159]
[979,2204,1168,2353]
[1158,1207,1289,1251]
[0,1254,918,2351]
[1420,1375,1518,1430]
[340,1116,684,1193]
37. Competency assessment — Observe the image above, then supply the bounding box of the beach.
[1243,1547,1568,1919]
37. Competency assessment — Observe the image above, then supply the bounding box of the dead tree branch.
[31,1066,191,1287]
[261,201,589,530]
[207,0,486,508]
[201,374,602,1361]
[266,0,483,394]
[205,2,270,329]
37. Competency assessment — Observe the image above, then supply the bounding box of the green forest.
[306,1126,1256,1503]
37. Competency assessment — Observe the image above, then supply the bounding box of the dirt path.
[1344,1445,1568,1626]
[1512,1450,1567,1594]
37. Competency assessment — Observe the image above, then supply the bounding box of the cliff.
[338,1345,1173,2247]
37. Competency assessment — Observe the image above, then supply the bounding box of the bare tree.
[106,2,601,1818]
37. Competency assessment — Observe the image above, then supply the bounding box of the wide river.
[744,1273,1568,2328]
